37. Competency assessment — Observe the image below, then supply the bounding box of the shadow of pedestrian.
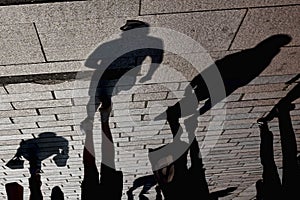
[155,34,292,125]
[80,20,164,129]
[256,82,300,199]
[6,132,69,171]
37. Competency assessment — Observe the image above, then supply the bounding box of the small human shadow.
[6,132,69,171]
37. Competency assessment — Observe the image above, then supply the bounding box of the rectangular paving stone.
[12,115,55,123]
[234,83,285,94]
[38,106,84,115]
[0,61,87,77]
[0,109,37,118]
[249,74,295,85]
[141,0,300,15]
[0,91,53,103]
[21,126,72,134]
[12,99,72,109]
[0,0,139,24]
[0,103,12,111]
[133,92,167,101]
[38,120,76,127]
[214,113,261,121]
[231,6,300,49]
[242,90,288,100]
[0,23,44,65]
[35,18,128,61]
[0,122,37,130]
[4,81,83,94]
[54,88,89,99]
[150,10,246,52]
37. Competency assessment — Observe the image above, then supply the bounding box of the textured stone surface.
[141,0,300,15]
[231,6,300,49]
[0,23,44,65]
[0,2,299,200]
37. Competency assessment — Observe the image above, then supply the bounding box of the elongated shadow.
[156,34,292,122]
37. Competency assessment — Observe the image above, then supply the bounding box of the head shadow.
[6,132,69,170]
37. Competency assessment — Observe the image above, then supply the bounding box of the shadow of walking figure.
[6,132,69,172]
[156,34,292,130]
[6,132,68,200]
[81,102,123,200]
[148,108,238,199]
[256,82,300,200]
[80,20,164,132]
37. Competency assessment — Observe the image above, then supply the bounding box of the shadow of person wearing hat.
[80,20,164,133]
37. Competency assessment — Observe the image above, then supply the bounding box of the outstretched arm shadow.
[156,34,292,122]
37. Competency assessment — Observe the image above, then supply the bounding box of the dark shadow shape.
[256,83,300,199]
[51,186,64,200]
[5,182,23,200]
[6,132,68,200]
[81,105,123,200]
[148,117,211,200]
[126,174,160,200]
[6,132,69,172]
[81,20,164,127]
[156,34,292,125]
[286,73,300,85]
[149,97,239,199]
[209,187,237,200]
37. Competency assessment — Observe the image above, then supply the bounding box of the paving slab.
[140,0,300,15]
[0,61,87,77]
[0,3,299,200]
[35,10,245,61]
[0,0,139,24]
[0,23,44,65]
[231,6,300,49]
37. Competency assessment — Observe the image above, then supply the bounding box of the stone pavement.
[0,0,299,199]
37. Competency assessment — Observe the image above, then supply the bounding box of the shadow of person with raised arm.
[156,34,292,126]
[6,132,69,200]
[81,101,123,200]
[256,82,300,199]
[80,20,164,132]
